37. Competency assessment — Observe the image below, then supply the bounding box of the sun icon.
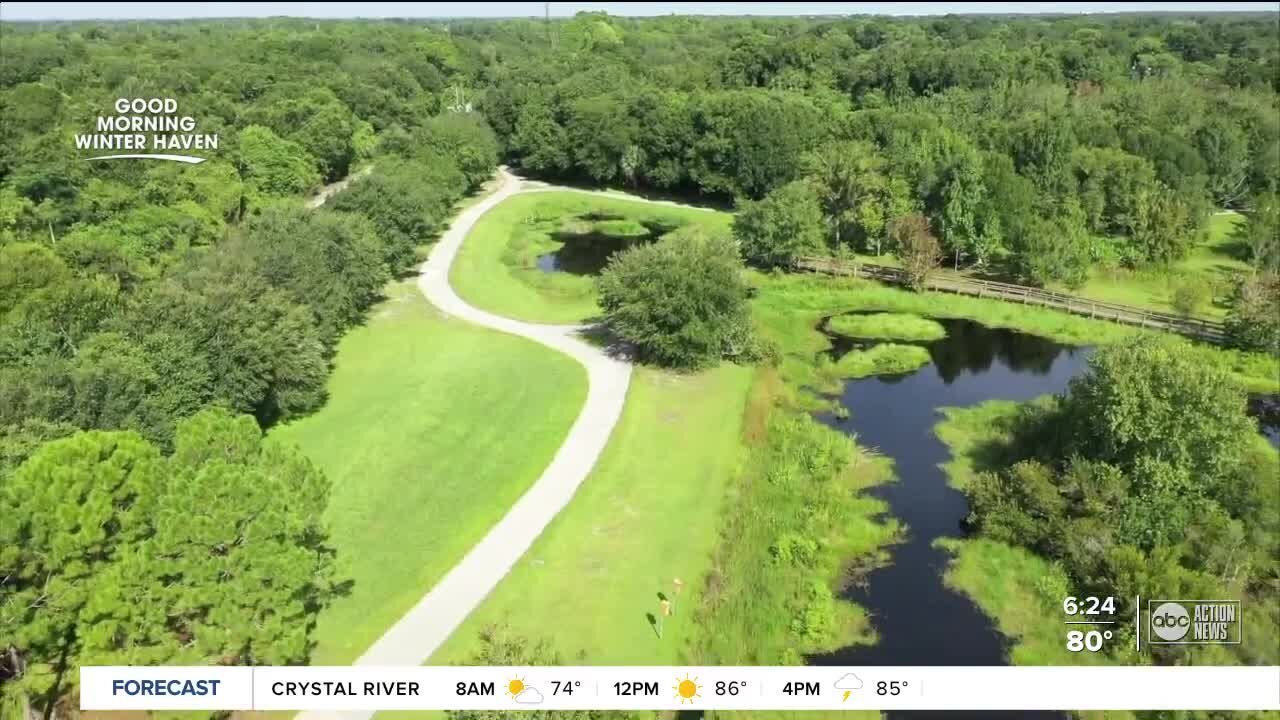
[673,674,701,704]
[506,676,526,699]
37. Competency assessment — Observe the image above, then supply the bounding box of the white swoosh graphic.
[85,153,205,164]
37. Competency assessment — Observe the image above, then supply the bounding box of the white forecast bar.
[81,665,1280,712]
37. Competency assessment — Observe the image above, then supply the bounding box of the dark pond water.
[809,316,1092,720]
[1248,393,1280,448]
[535,214,678,275]
[805,315,1280,719]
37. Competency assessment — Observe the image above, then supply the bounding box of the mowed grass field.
[269,280,587,664]
[854,213,1249,319]
[450,190,731,324]
[1062,212,1249,318]
[424,364,754,668]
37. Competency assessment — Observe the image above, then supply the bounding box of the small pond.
[535,213,679,275]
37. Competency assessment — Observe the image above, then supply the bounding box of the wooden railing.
[793,256,1226,343]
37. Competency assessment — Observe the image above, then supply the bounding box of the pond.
[810,317,1090,720]
[807,315,1279,719]
[535,214,679,275]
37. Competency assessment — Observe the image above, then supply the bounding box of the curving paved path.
[297,168,632,720]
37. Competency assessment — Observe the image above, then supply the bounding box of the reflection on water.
[811,315,1089,720]
[535,217,679,275]
[809,313,1277,719]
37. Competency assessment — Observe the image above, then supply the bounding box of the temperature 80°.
[1066,629,1113,652]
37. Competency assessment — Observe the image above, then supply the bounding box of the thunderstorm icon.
[834,673,864,702]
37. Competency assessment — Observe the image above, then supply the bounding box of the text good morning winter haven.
[74,98,218,154]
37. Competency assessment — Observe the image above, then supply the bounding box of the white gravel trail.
[296,168,633,720]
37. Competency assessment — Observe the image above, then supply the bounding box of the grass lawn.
[422,363,754,669]
[450,191,731,324]
[851,213,1249,320]
[1052,213,1247,319]
[268,280,587,665]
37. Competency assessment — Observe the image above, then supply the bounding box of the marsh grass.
[827,312,947,342]
[833,344,932,379]
[693,388,902,666]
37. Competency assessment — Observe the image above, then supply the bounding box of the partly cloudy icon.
[834,673,864,690]
[514,687,544,705]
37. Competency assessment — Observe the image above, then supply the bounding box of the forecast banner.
[82,665,1280,712]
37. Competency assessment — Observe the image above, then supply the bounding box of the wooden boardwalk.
[793,256,1225,344]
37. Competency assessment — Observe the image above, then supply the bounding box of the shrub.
[1170,280,1209,317]
[596,229,754,369]
[890,213,942,290]
[770,532,820,567]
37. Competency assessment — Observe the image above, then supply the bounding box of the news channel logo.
[1147,600,1241,645]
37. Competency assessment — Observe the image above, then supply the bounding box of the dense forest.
[1,10,1278,718]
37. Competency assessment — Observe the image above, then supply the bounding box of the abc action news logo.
[1148,600,1242,645]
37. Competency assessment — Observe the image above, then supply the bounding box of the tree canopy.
[0,409,335,716]
[597,228,755,369]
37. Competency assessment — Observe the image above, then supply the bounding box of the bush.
[596,229,754,369]
[770,532,820,567]
[790,579,838,644]
[890,213,942,291]
[1170,280,1209,317]
[1223,272,1280,356]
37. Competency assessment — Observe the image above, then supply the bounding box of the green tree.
[118,409,334,666]
[801,140,911,254]
[733,180,825,267]
[1060,336,1255,483]
[239,206,388,346]
[416,113,500,191]
[940,150,988,269]
[890,213,942,291]
[330,156,466,270]
[597,229,754,369]
[566,94,633,184]
[1195,116,1251,207]
[126,277,327,425]
[0,411,336,714]
[0,430,163,718]
[1236,193,1280,274]
[512,100,571,176]
[1125,183,1199,265]
[1223,272,1280,356]
[0,243,69,311]
[237,125,321,201]
[1010,205,1092,289]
